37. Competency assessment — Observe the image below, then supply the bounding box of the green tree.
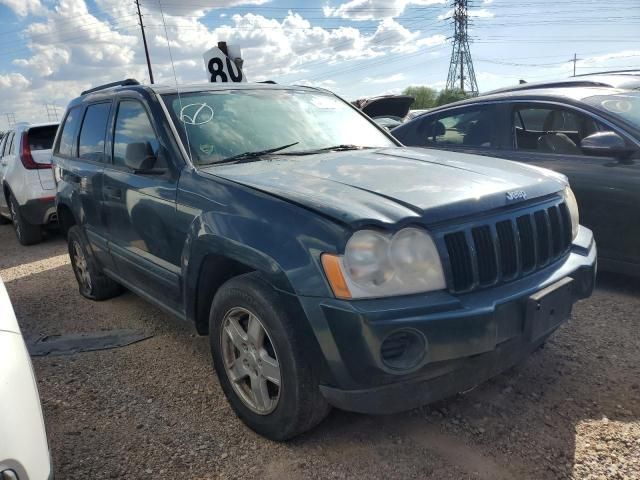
[435,88,471,107]
[402,86,437,109]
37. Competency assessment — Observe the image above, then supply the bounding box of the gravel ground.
[1,223,639,480]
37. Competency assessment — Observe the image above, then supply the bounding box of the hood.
[200,147,566,227]
[353,95,415,119]
[0,278,21,334]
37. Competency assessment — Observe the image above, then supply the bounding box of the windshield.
[163,88,395,165]
[582,92,640,129]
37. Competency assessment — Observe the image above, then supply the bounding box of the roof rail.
[81,78,140,96]
[483,80,610,95]
[574,69,640,77]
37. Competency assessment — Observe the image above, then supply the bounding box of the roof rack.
[81,78,140,96]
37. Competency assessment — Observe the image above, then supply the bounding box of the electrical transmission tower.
[45,103,59,122]
[445,0,479,96]
[5,113,16,127]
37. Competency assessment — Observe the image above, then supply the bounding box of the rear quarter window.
[28,125,59,151]
[78,103,112,162]
[6,132,15,156]
[55,106,82,157]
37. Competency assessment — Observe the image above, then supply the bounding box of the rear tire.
[9,193,42,245]
[210,272,330,441]
[68,225,122,300]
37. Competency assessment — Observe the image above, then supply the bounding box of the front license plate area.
[526,277,574,341]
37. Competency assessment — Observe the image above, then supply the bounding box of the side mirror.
[580,131,633,159]
[125,142,157,172]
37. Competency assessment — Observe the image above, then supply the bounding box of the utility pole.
[570,53,582,77]
[446,0,479,96]
[135,0,154,84]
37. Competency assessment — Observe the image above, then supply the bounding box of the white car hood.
[0,279,51,479]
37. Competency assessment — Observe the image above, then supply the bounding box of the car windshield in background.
[163,89,394,165]
[583,92,640,129]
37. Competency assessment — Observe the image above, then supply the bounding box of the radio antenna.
[157,0,192,163]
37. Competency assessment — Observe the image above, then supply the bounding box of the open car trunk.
[353,95,415,119]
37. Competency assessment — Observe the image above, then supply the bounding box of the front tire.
[68,226,122,300]
[210,273,330,440]
[9,193,42,245]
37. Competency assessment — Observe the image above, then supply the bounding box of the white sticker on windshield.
[199,144,215,155]
[180,103,215,125]
[309,96,341,109]
[601,99,632,114]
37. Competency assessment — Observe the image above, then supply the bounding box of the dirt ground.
[1,223,639,480]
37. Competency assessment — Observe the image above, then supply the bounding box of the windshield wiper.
[282,144,374,155]
[214,142,299,165]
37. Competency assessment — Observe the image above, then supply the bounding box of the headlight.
[322,228,446,299]
[563,186,579,241]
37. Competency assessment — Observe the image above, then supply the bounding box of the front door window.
[513,106,612,156]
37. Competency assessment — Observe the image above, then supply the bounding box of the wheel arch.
[184,233,295,335]
[56,201,78,237]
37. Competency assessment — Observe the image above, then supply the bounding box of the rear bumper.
[299,227,596,414]
[19,198,56,225]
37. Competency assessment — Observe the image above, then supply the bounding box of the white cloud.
[0,73,31,89]
[15,0,138,81]
[96,0,270,18]
[0,0,46,17]
[363,72,406,83]
[0,0,447,127]
[324,0,446,21]
[576,49,640,68]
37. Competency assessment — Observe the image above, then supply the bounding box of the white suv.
[0,122,59,245]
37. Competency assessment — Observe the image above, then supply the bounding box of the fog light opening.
[380,329,427,371]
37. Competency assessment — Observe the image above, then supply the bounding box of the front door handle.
[103,186,122,200]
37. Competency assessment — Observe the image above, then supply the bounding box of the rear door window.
[421,107,496,147]
[78,103,112,162]
[28,125,58,151]
[55,106,82,157]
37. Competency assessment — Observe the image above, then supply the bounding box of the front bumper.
[299,227,596,414]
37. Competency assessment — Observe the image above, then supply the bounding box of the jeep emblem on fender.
[506,190,527,201]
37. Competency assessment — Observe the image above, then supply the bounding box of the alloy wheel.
[9,200,21,240]
[72,241,92,292]
[220,307,281,415]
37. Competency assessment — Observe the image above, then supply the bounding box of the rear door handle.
[103,186,122,200]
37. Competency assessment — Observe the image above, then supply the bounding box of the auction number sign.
[203,47,246,83]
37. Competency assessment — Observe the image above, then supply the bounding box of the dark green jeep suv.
[53,79,596,440]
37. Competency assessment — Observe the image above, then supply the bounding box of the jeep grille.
[441,199,573,293]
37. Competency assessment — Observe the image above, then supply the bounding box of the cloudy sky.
[0,0,638,129]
